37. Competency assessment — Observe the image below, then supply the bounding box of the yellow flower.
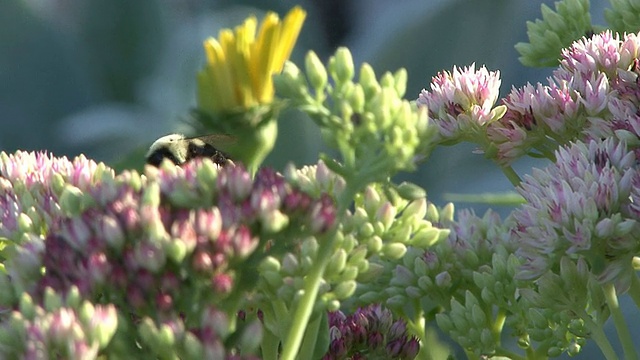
[197,6,306,113]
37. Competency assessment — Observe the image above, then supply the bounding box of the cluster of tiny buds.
[323,304,420,359]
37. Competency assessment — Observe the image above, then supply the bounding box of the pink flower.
[417,64,502,139]
[512,139,640,289]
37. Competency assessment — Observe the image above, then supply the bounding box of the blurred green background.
[1,0,631,358]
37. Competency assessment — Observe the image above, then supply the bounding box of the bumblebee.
[146,133,232,167]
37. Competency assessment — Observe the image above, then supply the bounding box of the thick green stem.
[603,283,636,359]
[279,232,334,360]
[260,328,280,360]
[279,184,357,360]
[297,313,324,360]
[627,272,640,309]
[491,308,507,341]
[500,165,522,187]
[579,310,618,360]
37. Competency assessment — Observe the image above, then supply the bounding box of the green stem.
[279,232,334,360]
[297,313,323,360]
[273,299,290,335]
[491,308,507,342]
[579,310,618,360]
[279,185,357,360]
[603,283,636,359]
[500,165,522,187]
[260,327,280,360]
[627,272,640,309]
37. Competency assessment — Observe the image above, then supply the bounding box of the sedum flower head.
[197,6,306,113]
[486,80,582,165]
[0,151,113,243]
[417,63,504,142]
[512,139,640,290]
[1,152,337,358]
[487,30,640,164]
[0,296,118,359]
[323,305,419,360]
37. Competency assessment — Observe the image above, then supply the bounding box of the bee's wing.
[189,134,237,151]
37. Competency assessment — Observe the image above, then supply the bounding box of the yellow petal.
[273,6,306,73]
[204,36,236,110]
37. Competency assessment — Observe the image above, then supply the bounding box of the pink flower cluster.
[417,63,502,140]
[0,153,337,357]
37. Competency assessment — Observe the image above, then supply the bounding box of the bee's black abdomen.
[187,142,230,166]
[146,148,182,167]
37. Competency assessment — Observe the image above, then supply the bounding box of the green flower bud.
[386,294,407,308]
[426,203,440,222]
[341,265,359,281]
[359,63,380,98]
[382,242,406,259]
[326,299,341,312]
[65,286,82,309]
[380,72,395,89]
[359,290,382,303]
[262,270,283,289]
[359,222,375,238]
[375,202,396,231]
[330,47,355,84]
[51,173,66,196]
[158,323,176,348]
[347,245,368,266]
[261,210,289,233]
[281,253,299,276]
[357,262,384,283]
[441,202,455,223]
[614,129,640,145]
[301,237,319,258]
[411,228,443,248]
[393,68,408,97]
[275,62,310,100]
[166,239,188,263]
[403,198,427,220]
[395,182,426,201]
[141,182,160,207]
[305,51,328,91]
[418,275,433,290]
[435,271,452,288]
[326,249,347,277]
[406,286,422,298]
[481,288,496,304]
[59,184,89,216]
[616,219,637,236]
[471,304,487,328]
[43,287,62,312]
[367,235,383,253]
[19,293,36,320]
[195,160,219,197]
[17,213,33,234]
[547,346,563,357]
[435,313,454,333]
[0,272,15,306]
[348,84,365,113]
[259,256,282,273]
[333,280,356,299]
[363,186,382,215]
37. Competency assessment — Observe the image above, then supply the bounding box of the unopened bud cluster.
[276,47,436,183]
[323,304,420,359]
